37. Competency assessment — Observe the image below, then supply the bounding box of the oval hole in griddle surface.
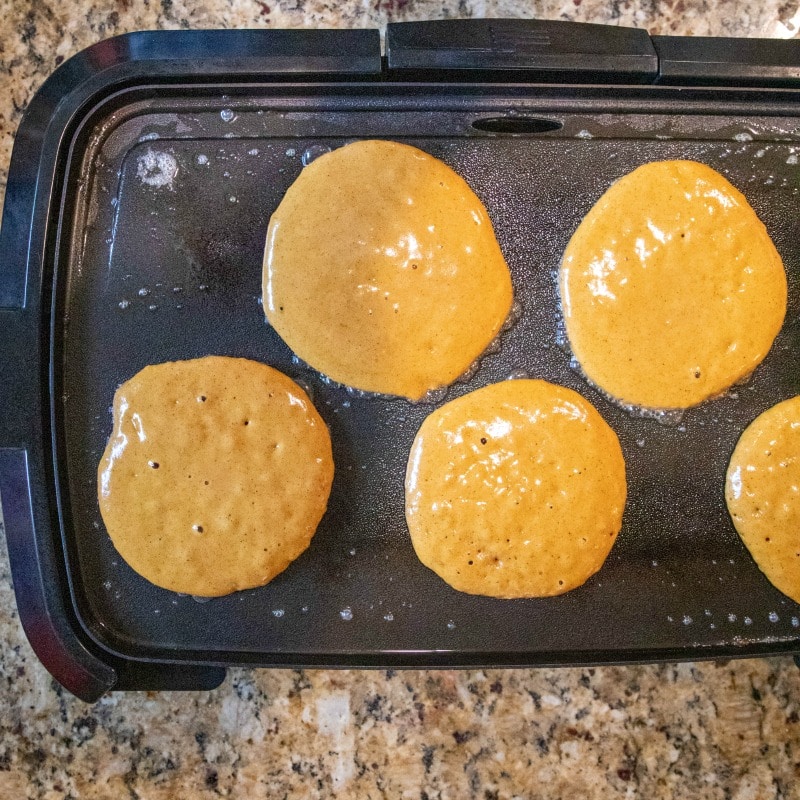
[471,116,563,135]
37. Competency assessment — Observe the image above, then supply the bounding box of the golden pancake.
[560,160,787,410]
[405,379,627,598]
[263,140,513,401]
[726,396,800,603]
[98,356,334,596]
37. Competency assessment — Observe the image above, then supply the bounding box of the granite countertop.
[1,1,800,798]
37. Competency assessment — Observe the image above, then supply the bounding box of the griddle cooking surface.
[58,93,800,663]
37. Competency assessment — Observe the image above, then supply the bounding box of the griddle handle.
[0,450,227,700]
[385,19,658,84]
[0,151,33,309]
[112,662,227,693]
[653,36,800,87]
[116,28,382,77]
[0,449,116,702]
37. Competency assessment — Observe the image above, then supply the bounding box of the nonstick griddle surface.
[57,90,800,664]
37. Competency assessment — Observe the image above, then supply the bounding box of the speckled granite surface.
[1,1,800,798]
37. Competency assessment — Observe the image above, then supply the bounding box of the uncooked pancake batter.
[98,356,334,596]
[726,395,800,604]
[405,378,627,598]
[263,140,513,400]
[560,160,787,410]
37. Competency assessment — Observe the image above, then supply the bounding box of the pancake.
[725,396,800,604]
[263,139,513,401]
[97,356,334,597]
[405,379,627,598]
[559,160,787,410]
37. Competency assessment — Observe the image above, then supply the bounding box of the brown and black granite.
[1,1,800,797]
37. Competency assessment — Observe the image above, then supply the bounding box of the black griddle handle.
[0,449,116,701]
[0,450,227,701]
[653,35,800,87]
[385,19,659,84]
[386,19,800,88]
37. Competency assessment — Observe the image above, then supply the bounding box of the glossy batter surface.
[726,396,800,604]
[98,357,334,596]
[264,140,513,400]
[405,379,627,598]
[560,160,787,410]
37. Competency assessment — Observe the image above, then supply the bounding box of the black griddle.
[1,21,799,702]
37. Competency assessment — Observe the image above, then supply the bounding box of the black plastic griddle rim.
[1,24,799,701]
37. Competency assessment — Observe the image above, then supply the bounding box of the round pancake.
[405,379,627,598]
[98,356,334,596]
[559,160,787,410]
[263,140,513,401]
[725,396,800,604]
